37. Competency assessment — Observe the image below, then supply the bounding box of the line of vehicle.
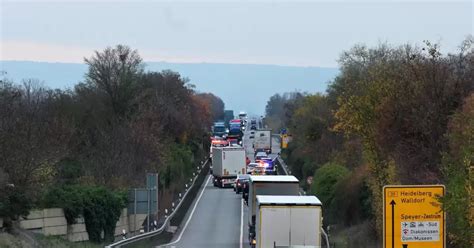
[160,175,211,247]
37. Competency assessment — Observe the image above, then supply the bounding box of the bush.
[41,185,127,243]
[311,162,349,224]
[160,143,195,189]
[0,186,31,231]
[330,165,373,226]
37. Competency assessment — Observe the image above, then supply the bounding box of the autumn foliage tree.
[0,45,224,236]
[265,37,473,245]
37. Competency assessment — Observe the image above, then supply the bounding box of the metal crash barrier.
[105,158,210,248]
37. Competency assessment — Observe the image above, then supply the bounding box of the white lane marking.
[240,198,244,248]
[161,175,211,247]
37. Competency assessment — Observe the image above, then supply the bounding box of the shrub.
[0,186,31,231]
[42,185,127,243]
[311,162,349,225]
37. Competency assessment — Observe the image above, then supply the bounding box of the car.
[254,151,268,161]
[255,156,272,162]
[250,131,255,134]
[227,138,239,146]
[254,158,276,175]
[247,163,266,175]
[246,162,258,174]
[234,174,250,194]
[211,137,228,146]
[250,125,257,130]
[249,135,255,139]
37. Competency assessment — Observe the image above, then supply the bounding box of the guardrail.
[275,156,289,176]
[105,159,210,248]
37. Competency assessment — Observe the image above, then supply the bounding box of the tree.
[331,39,473,237]
[84,44,144,117]
[264,92,305,131]
[195,93,225,122]
[0,79,73,192]
[0,80,74,228]
[441,93,474,248]
[0,45,220,235]
[310,162,349,224]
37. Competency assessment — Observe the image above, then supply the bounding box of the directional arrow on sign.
[390,200,396,248]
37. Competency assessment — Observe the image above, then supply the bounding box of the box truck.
[252,195,323,248]
[247,176,300,229]
[212,146,246,188]
[253,129,272,154]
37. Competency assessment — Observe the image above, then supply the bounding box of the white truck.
[252,195,323,248]
[253,129,272,154]
[247,176,300,238]
[238,111,247,120]
[212,146,246,188]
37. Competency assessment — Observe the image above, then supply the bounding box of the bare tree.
[0,79,73,196]
[84,45,144,116]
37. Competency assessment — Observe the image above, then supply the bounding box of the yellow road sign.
[383,185,445,248]
[281,134,288,149]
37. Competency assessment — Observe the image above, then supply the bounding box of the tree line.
[0,45,224,242]
[265,38,473,247]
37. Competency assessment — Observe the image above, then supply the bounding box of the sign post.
[383,185,445,248]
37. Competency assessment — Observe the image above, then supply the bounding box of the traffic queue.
[210,114,323,248]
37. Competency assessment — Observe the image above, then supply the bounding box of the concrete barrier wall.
[19,208,132,242]
[66,217,89,242]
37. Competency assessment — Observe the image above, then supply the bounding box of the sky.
[1,0,472,67]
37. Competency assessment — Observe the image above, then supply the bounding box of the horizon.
[0,59,338,69]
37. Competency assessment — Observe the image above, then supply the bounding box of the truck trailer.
[247,176,300,230]
[212,146,246,188]
[253,129,272,154]
[252,195,323,248]
[223,110,234,128]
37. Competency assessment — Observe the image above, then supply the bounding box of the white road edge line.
[160,175,211,247]
[240,198,244,248]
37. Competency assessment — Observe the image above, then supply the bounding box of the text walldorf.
[400,190,433,204]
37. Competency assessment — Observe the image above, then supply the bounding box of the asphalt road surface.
[159,119,280,248]
[159,175,242,248]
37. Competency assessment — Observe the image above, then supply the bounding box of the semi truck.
[253,129,272,154]
[212,146,246,188]
[251,195,323,248]
[209,137,228,160]
[247,175,300,235]
[223,110,234,128]
[227,120,243,144]
[238,111,247,120]
[212,122,227,137]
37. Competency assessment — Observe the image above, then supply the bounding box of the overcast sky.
[1,0,472,67]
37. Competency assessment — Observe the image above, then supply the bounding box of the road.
[159,120,280,248]
[160,176,242,248]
